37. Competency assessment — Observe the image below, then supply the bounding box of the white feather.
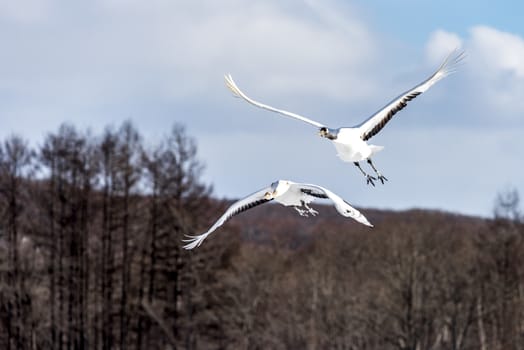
[224,74,325,128]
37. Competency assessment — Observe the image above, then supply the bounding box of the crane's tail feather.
[436,48,467,79]
[224,74,243,99]
[182,233,210,250]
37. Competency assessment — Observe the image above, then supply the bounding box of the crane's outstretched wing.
[357,49,465,141]
[296,183,373,227]
[183,187,273,250]
[225,74,326,128]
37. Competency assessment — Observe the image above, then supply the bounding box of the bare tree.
[473,189,524,350]
[0,135,34,350]
[37,125,98,350]
[140,123,212,349]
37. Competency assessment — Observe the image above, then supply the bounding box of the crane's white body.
[331,128,384,162]
[225,50,464,183]
[183,180,372,249]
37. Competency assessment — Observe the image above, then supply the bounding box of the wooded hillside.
[0,122,522,349]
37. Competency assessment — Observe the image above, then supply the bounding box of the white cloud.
[466,26,524,118]
[0,0,51,23]
[469,25,524,79]
[0,0,382,107]
[75,0,380,103]
[425,29,463,65]
[163,0,380,100]
[424,26,524,122]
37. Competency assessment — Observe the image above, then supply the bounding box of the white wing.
[296,183,373,227]
[357,49,465,141]
[225,74,326,128]
[183,187,273,250]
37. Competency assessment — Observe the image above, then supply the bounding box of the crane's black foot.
[366,159,388,185]
[366,175,377,186]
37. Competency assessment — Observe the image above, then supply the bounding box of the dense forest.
[0,121,523,350]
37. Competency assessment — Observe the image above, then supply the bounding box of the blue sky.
[362,0,524,41]
[1,0,523,217]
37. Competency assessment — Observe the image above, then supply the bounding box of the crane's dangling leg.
[294,206,309,217]
[303,201,319,216]
[367,159,388,184]
[354,162,376,186]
